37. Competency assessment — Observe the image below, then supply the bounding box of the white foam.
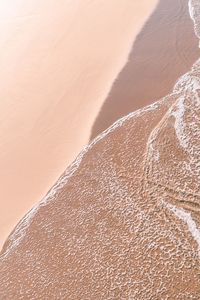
[188,0,195,24]
[171,96,188,149]
[1,0,200,260]
[164,201,200,257]
[0,99,162,259]
[188,0,200,46]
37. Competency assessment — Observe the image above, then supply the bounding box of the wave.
[189,0,200,43]
[0,1,200,298]
[143,0,200,259]
[1,0,200,259]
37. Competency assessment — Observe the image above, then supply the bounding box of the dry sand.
[0,0,158,248]
[91,0,200,139]
[0,1,200,298]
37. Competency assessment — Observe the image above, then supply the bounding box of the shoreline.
[1,1,200,297]
[90,0,199,140]
[0,0,158,249]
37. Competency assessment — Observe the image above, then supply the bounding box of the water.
[91,0,200,140]
[0,1,200,298]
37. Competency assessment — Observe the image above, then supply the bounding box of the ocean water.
[2,0,200,258]
[1,0,200,255]
[143,0,200,258]
[91,0,200,140]
[0,1,200,298]
[157,0,200,171]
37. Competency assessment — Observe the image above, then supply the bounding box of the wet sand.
[90,0,200,140]
[1,85,200,298]
[1,1,200,298]
[0,1,158,248]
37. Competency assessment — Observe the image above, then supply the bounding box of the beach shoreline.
[1,1,200,297]
[90,0,199,140]
[0,0,158,249]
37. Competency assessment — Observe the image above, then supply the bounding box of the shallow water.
[90,0,200,140]
[0,0,200,298]
[0,0,158,248]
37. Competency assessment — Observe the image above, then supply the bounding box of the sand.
[0,1,200,298]
[1,79,200,298]
[0,0,158,248]
[91,0,200,139]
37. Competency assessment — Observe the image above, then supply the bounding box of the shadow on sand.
[90,0,199,140]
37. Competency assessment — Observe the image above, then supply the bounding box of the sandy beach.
[91,0,200,139]
[0,0,200,298]
[0,1,158,248]
[1,59,200,298]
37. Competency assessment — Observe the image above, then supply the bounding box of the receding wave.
[1,0,200,259]
[0,1,200,298]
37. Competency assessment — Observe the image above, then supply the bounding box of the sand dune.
[0,0,158,248]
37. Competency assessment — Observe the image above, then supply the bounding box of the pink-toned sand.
[1,1,200,298]
[91,0,200,139]
[0,1,158,248]
[1,74,200,299]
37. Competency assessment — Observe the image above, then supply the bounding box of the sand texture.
[0,0,200,298]
[0,90,200,298]
[0,0,158,248]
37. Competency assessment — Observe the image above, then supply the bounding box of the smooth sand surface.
[0,1,158,248]
[91,0,200,139]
